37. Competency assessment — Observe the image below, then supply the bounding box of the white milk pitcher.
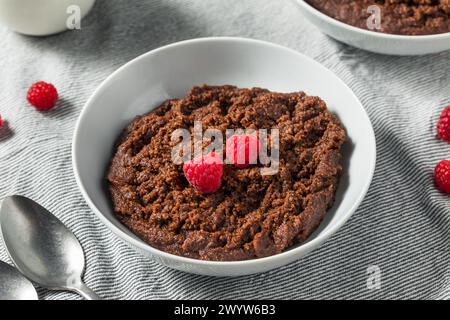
[0,0,96,36]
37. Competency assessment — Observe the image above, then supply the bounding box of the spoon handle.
[71,281,101,300]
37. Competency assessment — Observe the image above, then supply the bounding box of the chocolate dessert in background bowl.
[292,0,450,55]
[305,0,450,36]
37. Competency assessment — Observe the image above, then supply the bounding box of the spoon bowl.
[0,260,38,300]
[0,195,99,299]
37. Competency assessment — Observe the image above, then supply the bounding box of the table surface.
[1,0,450,300]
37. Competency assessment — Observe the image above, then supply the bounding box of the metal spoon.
[0,195,100,300]
[0,260,38,300]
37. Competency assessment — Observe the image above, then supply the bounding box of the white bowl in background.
[293,0,450,55]
[72,37,376,276]
[0,0,96,36]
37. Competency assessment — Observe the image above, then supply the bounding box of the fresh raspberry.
[27,81,58,111]
[183,152,223,194]
[0,114,3,128]
[437,106,450,141]
[435,160,450,195]
[226,133,260,168]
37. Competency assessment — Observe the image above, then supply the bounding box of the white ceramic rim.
[72,37,376,268]
[296,0,450,41]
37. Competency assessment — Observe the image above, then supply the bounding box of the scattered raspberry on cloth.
[435,160,450,195]
[437,106,450,142]
[27,81,59,111]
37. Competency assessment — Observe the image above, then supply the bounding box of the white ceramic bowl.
[72,37,376,276]
[293,0,450,55]
[0,0,96,36]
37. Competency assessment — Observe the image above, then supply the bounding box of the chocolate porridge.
[107,85,346,261]
[305,0,450,35]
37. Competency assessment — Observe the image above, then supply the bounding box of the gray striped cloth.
[1,0,450,300]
